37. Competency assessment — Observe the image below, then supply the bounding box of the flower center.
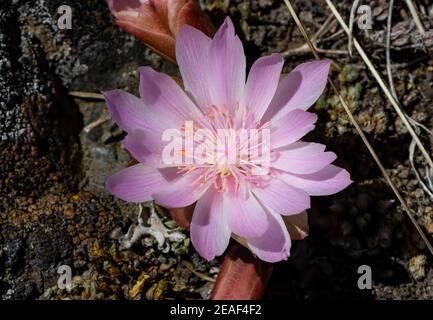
[174,105,271,192]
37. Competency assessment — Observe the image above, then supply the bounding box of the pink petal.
[122,130,168,168]
[243,53,283,120]
[246,209,291,263]
[279,164,352,196]
[190,188,231,261]
[103,90,157,133]
[252,178,310,215]
[176,25,213,111]
[225,189,269,238]
[208,17,246,111]
[271,109,317,149]
[263,60,331,122]
[272,142,336,174]
[138,66,202,128]
[152,168,211,208]
[106,164,175,202]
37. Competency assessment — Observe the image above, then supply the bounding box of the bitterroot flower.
[103,17,352,262]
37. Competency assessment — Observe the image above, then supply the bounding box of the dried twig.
[282,0,433,256]
[309,15,336,43]
[320,29,344,42]
[69,91,105,100]
[181,260,216,283]
[83,115,111,133]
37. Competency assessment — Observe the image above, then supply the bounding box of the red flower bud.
[108,0,215,63]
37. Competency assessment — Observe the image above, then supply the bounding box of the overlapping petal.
[103,90,158,133]
[243,54,283,121]
[106,164,176,202]
[208,17,246,112]
[263,60,331,122]
[271,142,337,174]
[190,189,231,261]
[138,66,202,127]
[246,209,292,263]
[270,109,317,149]
[152,168,212,208]
[279,164,352,196]
[225,189,269,238]
[176,25,213,110]
[122,129,171,168]
[252,178,310,216]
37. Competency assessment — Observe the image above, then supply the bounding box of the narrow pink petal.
[279,164,352,196]
[152,168,211,208]
[106,164,175,202]
[225,189,269,238]
[208,17,246,111]
[263,60,331,122]
[176,25,213,111]
[243,53,283,120]
[271,109,317,149]
[252,178,310,216]
[103,90,157,133]
[122,130,168,168]
[138,66,202,128]
[247,209,291,263]
[190,188,231,261]
[272,142,336,174]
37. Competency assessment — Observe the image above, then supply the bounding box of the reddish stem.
[211,244,273,300]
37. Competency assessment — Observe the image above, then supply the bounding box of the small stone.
[110,227,122,240]
[408,255,427,281]
[129,273,150,299]
[145,280,167,300]
[426,221,433,234]
[64,208,75,219]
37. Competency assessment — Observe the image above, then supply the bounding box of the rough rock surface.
[0,0,211,300]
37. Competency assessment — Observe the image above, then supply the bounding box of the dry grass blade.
[405,0,426,36]
[282,15,347,57]
[409,139,433,199]
[348,0,360,56]
[323,0,433,171]
[386,0,398,101]
[282,0,433,256]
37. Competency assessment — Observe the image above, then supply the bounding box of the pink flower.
[103,17,352,263]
